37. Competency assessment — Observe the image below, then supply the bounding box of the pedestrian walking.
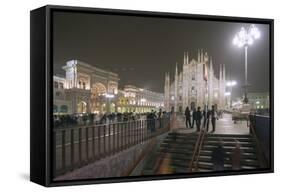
[191,108,196,128]
[211,139,226,171]
[231,140,242,170]
[202,106,210,129]
[184,106,191,128]
[195,107,202,132]
[206,109,211,132]
[210,105,218,132]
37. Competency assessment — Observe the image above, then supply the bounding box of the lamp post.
[105,93,114,113]
[233,24,260,104]
[226,80,237,108]
[225,92,231,109]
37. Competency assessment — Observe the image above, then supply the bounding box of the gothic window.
[82,82,86,89]
[191,86,195,94]
[192,72,195,81]
[179,96,182,101]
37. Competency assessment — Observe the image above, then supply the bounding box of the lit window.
[55,91,61,97]
[59,82,64,89]
[54,81,58,88]
[60,105,68,113]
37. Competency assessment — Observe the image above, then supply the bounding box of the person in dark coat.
[184,106,191,128]
[195,107,202,132]
[158,108,163,128]
[211,139,226,171]
[210,105,218,132]
[202,106,208,129]
[206,110,211,132]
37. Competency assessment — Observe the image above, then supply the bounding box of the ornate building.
[54,60,119,114]
[117,85,164,113]
[53,60,164,114]
[164,50,226,112]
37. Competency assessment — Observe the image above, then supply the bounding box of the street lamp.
[226,80,237,108]
[233,24,260,104]
[225,92,231,96]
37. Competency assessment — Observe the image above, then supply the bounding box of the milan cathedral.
[164,49,226,112]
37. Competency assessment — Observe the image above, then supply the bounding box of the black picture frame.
[30,5,274,187]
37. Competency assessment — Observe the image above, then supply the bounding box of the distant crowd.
[53,109,171,129]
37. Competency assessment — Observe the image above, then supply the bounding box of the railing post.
[70,129,74,169]
[61,130,66,172]
[109,123,111,155]
[78,128,82,166]
[113,123,116,154]
[125,122,128,148]
[134,120,139,144]
[120,122,123,151]
[53,130,57,177]
[127,121,130,147]
[92,126,95,161]
[85,127,89,162]
[103,124,106,157]
[138,120,141,144]
[129,121,132,146]
[117,123,120,151]
[139,121,144,143]
[97,125,101,160]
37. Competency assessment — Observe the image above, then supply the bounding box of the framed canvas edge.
[30,4,274,187]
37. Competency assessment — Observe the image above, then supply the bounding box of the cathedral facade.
[164,50,226,112]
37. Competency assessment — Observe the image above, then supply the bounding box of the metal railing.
[249,115,270,168]
[53,117,170,177]
[188,120,208,172]
[188,129,205,172]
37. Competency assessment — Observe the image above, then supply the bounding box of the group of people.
[184,105,222,132]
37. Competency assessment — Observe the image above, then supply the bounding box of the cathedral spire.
[201,49,204,63]
[184,52,186,65]
[186,51,189,65]
[223,64,226,81]
[198,49,200,62]
[175,62,178,75]
[210,56,213,72]
[167,72,170,82]
[219,64,222,80]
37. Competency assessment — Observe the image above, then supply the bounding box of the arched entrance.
[191,102,196,111]
[77,101,87,113]
[91,83,107,113]
[179,106,183,113]
[92,83,107,96]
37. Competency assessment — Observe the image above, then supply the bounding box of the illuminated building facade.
[53,60,164,114]
[164,50,226,112]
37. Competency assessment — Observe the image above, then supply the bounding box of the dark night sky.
[53,11,270,99]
